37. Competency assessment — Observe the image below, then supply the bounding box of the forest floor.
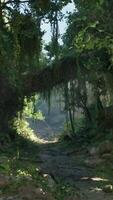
[1,135,113,200]
[37,140,113,200]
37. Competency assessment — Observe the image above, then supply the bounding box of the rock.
[65,194,80,200]
[7,197,20,200]
[34,187,54,200]
[103,185,113,193]
[0,156,8,164]
[84,156,103,167]
[18,185,37,199]
[20,175,33,181]
[0,175,10,188]
[0,196,22,200]
[18,185,55,200]
[43,174,55,189]
[98,140,113,155]
[101,153,113,160]
[89,147,98,156]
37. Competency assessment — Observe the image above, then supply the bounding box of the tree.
[0,0,72,137]
[60,0,113,130]
[1,0,113,139]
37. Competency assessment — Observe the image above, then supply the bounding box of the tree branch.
[23,56,77,96]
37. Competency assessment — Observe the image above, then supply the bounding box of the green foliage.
[1,0,113,138]
[14,118,35,140]
[23,95,45,120]
[60,0,113,132]
[59,117,86,141]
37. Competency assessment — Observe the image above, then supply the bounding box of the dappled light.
[1,0,113,199]
[91,187,102,192]
[81,177,109,182]
[91,177,109,182]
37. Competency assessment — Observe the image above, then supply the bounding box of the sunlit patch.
[36,138,58,144]
[16,169,32,177]
[43,174,48,178]
[91,177,108,182]
[81,176,108,182]
[81,177,91,180]
[36,167,40,172]
[91,187,102,192]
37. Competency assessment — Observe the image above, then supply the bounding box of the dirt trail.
[37,142,113,200]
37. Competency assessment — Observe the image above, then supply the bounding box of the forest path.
[37,141,113,200]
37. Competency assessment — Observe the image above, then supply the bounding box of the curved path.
[37,142,113,200]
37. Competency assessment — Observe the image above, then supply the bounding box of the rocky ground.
[1,139,113,200]
[37,140,113,200]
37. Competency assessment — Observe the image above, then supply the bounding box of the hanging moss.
[23,55,77,95]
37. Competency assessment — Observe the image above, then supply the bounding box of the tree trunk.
[69,108,75,135]
[0,75,24,140]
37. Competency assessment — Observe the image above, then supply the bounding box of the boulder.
[6,196,22,200]
[0,175,10,188]
[0,156,8,164]
[103,185,113,193]
[43,174,55,189]
[18,185,55,200]
[89,147,98,156]
[0,196,23,200]
[101,153,113,160]
[65,194,80,200]
[98,140,113,155]
[84,156,104,167]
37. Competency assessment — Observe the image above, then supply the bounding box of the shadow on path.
[35,141,113,199]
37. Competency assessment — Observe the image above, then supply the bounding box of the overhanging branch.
[23,56,77,96]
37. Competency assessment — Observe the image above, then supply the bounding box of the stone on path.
[18,185,55,200]
[84,156,104,167]
[0,175,10,188]
[98,140,113,155]
[103,185,113,193]
[43,174,55,189]
[89,147,98,156]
